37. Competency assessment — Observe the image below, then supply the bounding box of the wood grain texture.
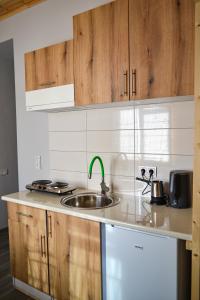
[0,229,34,299]
[47,211,101,300]
[192,3,200,299]
[73,0,129,106]
[25,40,73,91]
[7,203,49,294]
[0,0,46,21]
[129,0,194,100]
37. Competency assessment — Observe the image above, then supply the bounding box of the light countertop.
[1,190,192,241]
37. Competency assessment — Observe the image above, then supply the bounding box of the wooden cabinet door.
[73,0,129,106]
[7,203,49,294]
[129,0,194,100]
[47,211,101,300]
[25,40,73,91]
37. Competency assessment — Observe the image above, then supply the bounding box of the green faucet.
[88,156,109,195]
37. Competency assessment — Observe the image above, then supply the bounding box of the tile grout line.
[48,127,194,133]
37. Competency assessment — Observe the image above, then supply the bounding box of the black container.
[169,170,192,208]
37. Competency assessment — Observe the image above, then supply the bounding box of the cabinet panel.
[73,0,129,106]
[7,203,49,294]
[47,211,101,300]
[129,0,194,100]
[25,40,73,91]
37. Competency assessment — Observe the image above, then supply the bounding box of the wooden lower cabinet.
[47,211,102,300]
[7,203,102,300]
[7,203,49,294]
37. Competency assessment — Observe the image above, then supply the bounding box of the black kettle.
[169,170,192,208]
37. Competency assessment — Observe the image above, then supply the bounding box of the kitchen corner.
[0,0,198,299]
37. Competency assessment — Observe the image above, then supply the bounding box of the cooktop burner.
[32,180,52,186]
[26,180,75,195]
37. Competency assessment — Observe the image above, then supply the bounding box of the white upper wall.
[0,0,111,190]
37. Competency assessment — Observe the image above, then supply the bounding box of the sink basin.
[61,192,119,209]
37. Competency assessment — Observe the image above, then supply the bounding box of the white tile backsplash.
[87,130,134,153]
[48,99,194,195]
[87,106,135,130]
[49,132,86,152]
[87,152,135,177]
[135,100,194,129]
[87,173,134,195]
[135,129,194,155]
[50,151,87,172]
[50,170,87,187]
[48,111,86,131]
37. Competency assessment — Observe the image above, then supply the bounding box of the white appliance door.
[102,224,178,300]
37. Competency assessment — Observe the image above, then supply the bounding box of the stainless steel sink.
[61,192,119,209]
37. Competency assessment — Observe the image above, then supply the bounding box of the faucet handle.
[101,180,109,195]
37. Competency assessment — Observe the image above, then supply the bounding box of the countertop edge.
[2,195,192,241]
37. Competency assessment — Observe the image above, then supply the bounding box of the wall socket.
[138,166,157,178]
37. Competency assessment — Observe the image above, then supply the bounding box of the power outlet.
[138,166,157,178]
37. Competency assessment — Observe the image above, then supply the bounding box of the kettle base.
[151,196,166,205]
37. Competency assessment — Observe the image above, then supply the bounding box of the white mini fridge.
[102,224,190,300]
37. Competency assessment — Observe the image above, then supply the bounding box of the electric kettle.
[151,180,166,205]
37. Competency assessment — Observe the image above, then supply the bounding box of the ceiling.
[0,0,46,22]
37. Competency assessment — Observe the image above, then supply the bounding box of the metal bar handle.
[132,69,137,96]
[41,235,47,258]
[16,211,33,218]
[39,81,56,87]
[41,235,44,257]
[48,215,52,238]
[123,70,128,96]
[42,236,47,258]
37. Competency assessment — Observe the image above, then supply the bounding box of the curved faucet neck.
[88,156,105,180]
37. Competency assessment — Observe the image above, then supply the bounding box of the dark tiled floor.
[0,228,33,300]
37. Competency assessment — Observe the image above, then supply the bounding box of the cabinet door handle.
[43,236,47,258]
[123,71,128,96]
[48,215,52,238]
[41,235,44,257]
[16,211,33,218]
[132,69,137,96]
[41,235,47,258]
[39,81,56,87]
[134,244,143,250]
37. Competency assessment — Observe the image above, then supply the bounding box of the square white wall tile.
[49,132,86,152]
[49,151,87,172]
[87,106,134,130]
[87,153,134,177]
[135,100,194,130]
[87,130,134,153]
[135,129,194,155]
[87,173,134,195]
[48,111,86,132]
[50,170,87,188]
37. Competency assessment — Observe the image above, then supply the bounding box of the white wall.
[0,0,111,190]
[0,40,18,229]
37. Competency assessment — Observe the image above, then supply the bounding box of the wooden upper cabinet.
[73,0,129,106]
[47,211,102,300]
[7,203,49,294]
[25,40,74,91]
[129,0,195,100]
